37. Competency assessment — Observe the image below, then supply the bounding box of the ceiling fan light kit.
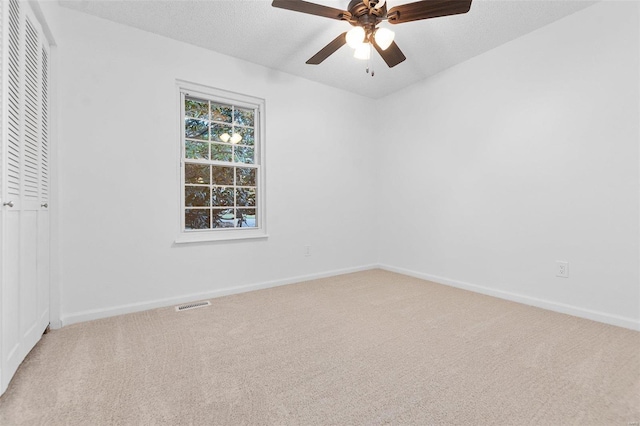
[354,42,371,60]
[346,26,366,48]
[374,27,394,50]
[271,0,473,70]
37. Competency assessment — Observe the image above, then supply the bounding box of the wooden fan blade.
[387,0,472,24]
[306,33,347,65]
[272,0,351,21]
[373,40,406,68]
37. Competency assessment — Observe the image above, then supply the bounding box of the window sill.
[175,229,268,244]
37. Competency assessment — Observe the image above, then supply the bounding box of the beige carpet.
[0,269,638,425]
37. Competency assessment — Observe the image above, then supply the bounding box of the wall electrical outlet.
[556,261,569,278]
[304,245,311,257]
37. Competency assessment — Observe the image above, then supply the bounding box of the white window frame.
[175,80,267,243]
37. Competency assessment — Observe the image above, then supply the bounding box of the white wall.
[40,3,379,325]
[41,1,639,330]
[376,1,640,329]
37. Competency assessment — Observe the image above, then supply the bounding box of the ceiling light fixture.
[346,26,365,49]
[354,42,371,60]
[374,27,394,50]
[273,0,474,69]
[219,133,231,143]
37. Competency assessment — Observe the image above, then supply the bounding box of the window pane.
[185,98,208,119]
[185,141,208,159]
[185,209,210,229]
[185,164,210,184]
[213,208,235,228]
[185,119,209,140]
[234,146,254,164]
[236,187,256,207]
[180,87,263,236]
[237,209,256,228]
[211,103,232,123]
[233,107,254,127]
[212,187,234,207]
[185,186,210,207]
[211,143,232,162]
[211,123,233,143]
[236,167,256,186]
[235,127,254,146]
[212,166,234,185]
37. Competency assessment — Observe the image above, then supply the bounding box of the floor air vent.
[175,301,211,312]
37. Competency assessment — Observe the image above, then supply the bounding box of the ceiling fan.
[272,0,473,69]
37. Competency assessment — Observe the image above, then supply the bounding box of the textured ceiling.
[59,0,597,99]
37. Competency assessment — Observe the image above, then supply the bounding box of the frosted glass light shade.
[346,27,365,49]
[354,43,371,60]
[219,133,231,143]
[374,27,395,50]
[230,132,242,144]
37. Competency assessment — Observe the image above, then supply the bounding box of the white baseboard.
[60,264,377,327]
[48,320,63,330]
[59,263,640,331]
[378,264,640,331]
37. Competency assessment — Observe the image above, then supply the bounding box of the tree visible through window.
[179,83,265,241]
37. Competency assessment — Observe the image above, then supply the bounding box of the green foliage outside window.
[183,96,258,230]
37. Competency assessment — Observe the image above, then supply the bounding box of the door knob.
[41,203,48,208]
[3,201,14,207]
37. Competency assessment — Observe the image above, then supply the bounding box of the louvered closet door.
[1,0,50,395]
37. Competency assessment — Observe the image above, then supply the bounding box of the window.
[176,81,266,243]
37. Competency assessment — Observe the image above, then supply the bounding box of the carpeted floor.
[0,269,638,425]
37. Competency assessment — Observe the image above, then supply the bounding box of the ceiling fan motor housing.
[348,0,385,19]
[347,0,386,42]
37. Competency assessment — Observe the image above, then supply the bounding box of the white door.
[0,0,50,395]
